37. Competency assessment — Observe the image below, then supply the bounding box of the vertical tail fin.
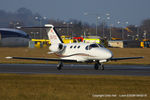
[45,24,63,44]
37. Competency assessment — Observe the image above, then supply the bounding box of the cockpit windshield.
[85,43,104,50]
[90,43,104,48]
[98,44,104,48]
[89,44,99,48]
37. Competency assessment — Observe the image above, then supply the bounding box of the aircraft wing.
[109,56,144,61]
[5,57,77,62]
[6,56,144,63]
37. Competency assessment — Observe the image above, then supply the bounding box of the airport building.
[108,40,141,48]
[0,28,30,47]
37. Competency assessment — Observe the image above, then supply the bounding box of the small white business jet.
[6,24,143,70]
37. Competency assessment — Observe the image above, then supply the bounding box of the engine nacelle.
[49,43,64,52]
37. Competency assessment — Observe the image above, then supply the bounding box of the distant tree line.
[0,7,150,40]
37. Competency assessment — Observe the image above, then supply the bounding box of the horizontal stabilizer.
[17,26,72,29]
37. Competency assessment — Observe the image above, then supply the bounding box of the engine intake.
[49,43,65,52]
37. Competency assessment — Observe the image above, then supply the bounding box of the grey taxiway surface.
[0,64,150,76]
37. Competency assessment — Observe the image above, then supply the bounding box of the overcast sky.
[1,0,150,26]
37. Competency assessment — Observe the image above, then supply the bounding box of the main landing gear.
[94,62,104,70]
[57,62,63,70]
[57,61,104,70]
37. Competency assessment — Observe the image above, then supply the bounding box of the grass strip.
[0,74,150,100]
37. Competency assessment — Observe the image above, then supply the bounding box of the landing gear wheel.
[94,62,105,70]
[94,62,101,70]
[94,63,99,70]
[100,64,104,70]
[57,62,63,70]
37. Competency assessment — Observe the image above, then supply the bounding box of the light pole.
[109,24,113,40]
[100,13,110,38]
[135,25,140,40]
[143,30,147,40]
[102,20,105,38]
[35,16,47,39]
[36,32,39,39]
[103,13,111,38]
[117,21,128,40]
[9,21,20,29]
[96,16,101,36]
[125,21,129,39]
[63,22,73,37]
[84,12,101,36]
[117,21,123,39]
[30,32,33,39]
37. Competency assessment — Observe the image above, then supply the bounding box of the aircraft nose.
[92,48,113,59]
[104,49,113,59]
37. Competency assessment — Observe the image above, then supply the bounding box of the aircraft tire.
[94,63,99,70]
[100,64,104,70]
[57,62,63,70]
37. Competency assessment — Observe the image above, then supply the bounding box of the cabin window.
[74,46,77,48]
[70,46,73,48]
[77,46,80,48]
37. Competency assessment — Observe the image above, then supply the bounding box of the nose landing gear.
[94,62,104,70]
